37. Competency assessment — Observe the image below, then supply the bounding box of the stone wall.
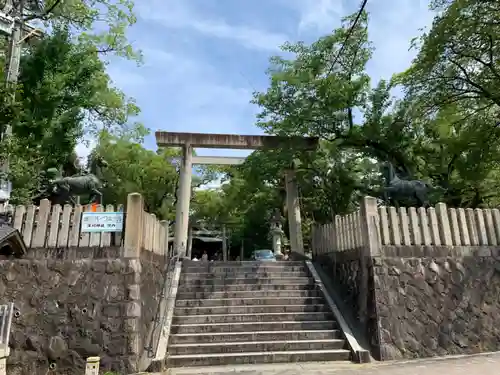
[315,249,380,358]
[139,250,166,357]
[0,247,165,375]
[373,246,500,360]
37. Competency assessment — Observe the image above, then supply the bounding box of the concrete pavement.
[168,351,500,375]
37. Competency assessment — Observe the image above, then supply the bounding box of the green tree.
[92,128,178,219]
[24,0,141,61]
[0,29,140,204]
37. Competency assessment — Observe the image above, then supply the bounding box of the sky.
[76,0,435,187]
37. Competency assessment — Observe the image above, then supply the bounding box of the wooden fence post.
[124,193,144,257]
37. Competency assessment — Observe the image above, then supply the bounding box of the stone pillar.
[160,220,169,258]
[173,143,193,258]
[359,196,381,326]
[222,224,227,261]
[85,357,100,375]
[124,193,144,257]
[285,169,304,254]
[187,225,193,259]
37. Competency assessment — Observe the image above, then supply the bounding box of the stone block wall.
[316,249,380,357]
[0,247,165,375]
[373,245,500,360]
[139,250,166,359]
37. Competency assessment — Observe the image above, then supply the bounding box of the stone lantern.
[270,209,284,256]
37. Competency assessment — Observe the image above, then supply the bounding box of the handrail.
[145,252,179,358]
[0,303,13,346]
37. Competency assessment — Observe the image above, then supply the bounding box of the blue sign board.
[81,212,124,233]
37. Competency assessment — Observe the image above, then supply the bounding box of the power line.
[325,0,368,76]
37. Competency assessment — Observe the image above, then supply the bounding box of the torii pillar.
[155,132,318,258]
[285,168,304,254]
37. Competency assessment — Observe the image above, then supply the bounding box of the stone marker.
[85,356,100,375]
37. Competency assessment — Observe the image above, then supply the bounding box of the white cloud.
[289,0,345,33]
[136,0,287,51]
[366,0,434,83]
[101,0,435,191]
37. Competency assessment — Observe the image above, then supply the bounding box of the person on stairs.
[201,250,208,262]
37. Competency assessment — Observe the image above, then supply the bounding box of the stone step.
[174,304,330,316]
[172,311,334,324]
[183,261,305,267]
[180,271,310,279]
[180,277,313,286]
[177,283,316,293]
[169,329,343,344]
[170,320,337,334]
[183,265,308,273]
[168,338,346,355]
[167,349,351,367]
[175,297,324,307]
[176,289,322,300]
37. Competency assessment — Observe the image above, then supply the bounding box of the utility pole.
[0,0,41,202]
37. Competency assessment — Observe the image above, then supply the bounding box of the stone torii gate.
[155,131,319,259]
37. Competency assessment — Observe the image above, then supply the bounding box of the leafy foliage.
[188,0,500,252]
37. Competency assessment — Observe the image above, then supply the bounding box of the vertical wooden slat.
[341,216,347,251]
[378,207,390,245]
[435,203,453,246]
[483,209,497,246]
[457,208,470,245]
[79,205,91,247]
[492,209,500,246]
[345,214,352,250]
[114,204,124,246]
[428,207,441,246]
[475,208,488,245]
[69,205,83,247]
[159,223,165,256]
[465,208,479,245]
[150,214,156,252]
[398,207,411,245]
[408,207,420,245]
[418,207,431,245]
[23,205,36,247]
[334,215,341,252]
[89,205,103,247]
[155,219,161,253]
[448,208,461,246]
[58,204,72,248]
[100,205,114,247]
[47,204,62,248]
[32,199,51,248]
[13,205,25,232]
[388,207,400,245]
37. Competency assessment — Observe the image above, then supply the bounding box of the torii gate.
[155,131,319,259]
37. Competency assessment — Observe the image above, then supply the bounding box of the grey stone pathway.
[168,351,500,375]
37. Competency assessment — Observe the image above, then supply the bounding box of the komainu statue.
[32,155,108,206]
[380,162,431,207]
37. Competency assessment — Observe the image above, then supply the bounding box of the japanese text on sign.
[81,212,124,233]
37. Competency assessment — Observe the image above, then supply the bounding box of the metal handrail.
[0,303,13,346]
[146,252,180,358]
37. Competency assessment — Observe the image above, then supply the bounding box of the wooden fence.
[2,193,169,254]
[312,198,500,256]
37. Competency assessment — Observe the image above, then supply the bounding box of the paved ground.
[167,351,500,375]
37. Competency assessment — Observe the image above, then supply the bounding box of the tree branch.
[24,0,63,21]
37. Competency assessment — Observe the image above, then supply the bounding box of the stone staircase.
[166,260,352,367]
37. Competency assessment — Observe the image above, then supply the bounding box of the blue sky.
[77,0,435,186]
